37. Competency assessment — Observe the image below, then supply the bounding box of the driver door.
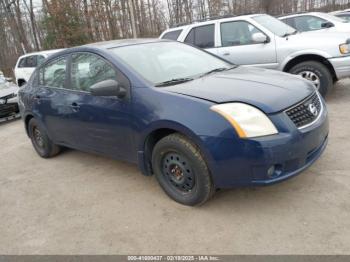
[217,20,277,69]
[66,52,134,161]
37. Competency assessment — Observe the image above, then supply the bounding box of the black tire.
[288,61,333,97]
[28,118,61,158]
[152,133,214,206]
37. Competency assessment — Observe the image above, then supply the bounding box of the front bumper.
[200,99,329,188]
[0,100,19,118]
[329,56,350,79]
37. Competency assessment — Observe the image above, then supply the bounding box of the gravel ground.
[0,80,349,255]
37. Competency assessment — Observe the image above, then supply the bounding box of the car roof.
[18,49,64,59]
[331,10,350,15]
[84,38,168,50]
[279,12,325,19]
[164,13,265,31]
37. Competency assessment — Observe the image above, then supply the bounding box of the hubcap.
[298,71,320,89]
[33,127,44,148]
[162,152,195,192]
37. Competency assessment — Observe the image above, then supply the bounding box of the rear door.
[216,20,277,68]
[33,55,77,145]
[183,24,218,55]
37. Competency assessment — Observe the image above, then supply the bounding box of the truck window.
[184,24,215,49]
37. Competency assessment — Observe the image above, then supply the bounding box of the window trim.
[218,20,270,48]
[184,23,216,49]
[38,55,69,90]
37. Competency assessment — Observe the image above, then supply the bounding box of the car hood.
[0,83,19,98]
[163,66,315,114]
[297,29,350,38]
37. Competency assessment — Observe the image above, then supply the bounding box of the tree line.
[1,0,350,76]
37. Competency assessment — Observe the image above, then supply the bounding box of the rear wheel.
[288,61,333,97]
[152,133,214,206]
[28,118,61,158]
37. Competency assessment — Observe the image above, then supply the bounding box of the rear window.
[161,30,182,40]
[184,24,215,49]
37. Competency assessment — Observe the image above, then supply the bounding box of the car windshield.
[110,42,233,85]
[253,14,297,37]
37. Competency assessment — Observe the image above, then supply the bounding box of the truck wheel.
[289,61,333,97]
[28,118,61,158]
[152,133,214,206]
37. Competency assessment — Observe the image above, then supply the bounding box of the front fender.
[137,120,216,178]
[279,49,332,71]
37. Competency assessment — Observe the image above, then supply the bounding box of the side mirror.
[321,22,334,28]
[252,32,268,44]
[90,79,127,99]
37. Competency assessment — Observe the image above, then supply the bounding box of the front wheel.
[288,61,333,97]
[152,134,214,206]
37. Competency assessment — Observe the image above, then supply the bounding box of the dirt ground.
[0,80,350,255]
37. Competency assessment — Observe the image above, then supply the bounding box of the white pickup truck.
[14,49,63,87]
[160,14,350,96]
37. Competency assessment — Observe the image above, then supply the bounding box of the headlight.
[340,43,350,54]
[211,103,278,138]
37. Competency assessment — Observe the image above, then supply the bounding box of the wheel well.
[143,128,178,175]
[17,79,26,87]
[283,55,337,81]
[24,115,34,136]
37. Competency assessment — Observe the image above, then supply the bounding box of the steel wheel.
[162,152,195,193]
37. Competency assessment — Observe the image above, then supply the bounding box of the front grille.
[286,92,322,128]
[0,103,19,117]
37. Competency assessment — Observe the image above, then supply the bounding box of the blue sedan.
[18,39,329,206]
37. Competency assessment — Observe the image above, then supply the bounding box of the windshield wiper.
[200,66,236,78]
[155,77,193,87]
[282,30,298,37]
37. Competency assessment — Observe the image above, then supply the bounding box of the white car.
[0,75,19,119]
[14,49,63,87]
[160,14,350,96]
[330,10,350,22]
[279,12,350,33]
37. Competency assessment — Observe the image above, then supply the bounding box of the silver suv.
[160,14,350,96]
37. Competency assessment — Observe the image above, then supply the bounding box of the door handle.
[70,102,80,112]
[222,52,230,56]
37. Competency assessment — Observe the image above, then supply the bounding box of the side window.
[71,53,118,92]
[337,14,350,22]
[25,56,38,67]
[220,21,265,47]
[37,55,46,66]
[39,56,67,88]
[162,30,182,40]
[294,16,327,32]
[18,56,38,68]
[18,58,26,68]
[184,24,215,49]
[184,28,195,45]
[282,17,296,29]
